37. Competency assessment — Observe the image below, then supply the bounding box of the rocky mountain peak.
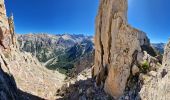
[0,0,16,50]
[93,0,154,99]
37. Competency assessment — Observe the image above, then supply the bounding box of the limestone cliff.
[93,0,152,99]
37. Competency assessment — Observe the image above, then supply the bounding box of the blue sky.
[5,0,99,35]
[128,0,170,43]
[5,0,170,43]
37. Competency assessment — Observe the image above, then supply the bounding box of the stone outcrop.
[0,0,8,30]
[93,0,152,99]
[0,52,18,100]
[0,0,16,49]
[1,47,66,99]
[140,41,170,100]
[0,48,47,100]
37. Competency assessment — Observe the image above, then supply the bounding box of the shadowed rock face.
[0,0,18,99]
[0,60,44,100]
[0,2,47,98]
[93,0,151,99]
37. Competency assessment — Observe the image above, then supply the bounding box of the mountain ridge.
[17,33,94,75]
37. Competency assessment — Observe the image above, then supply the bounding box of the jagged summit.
[0,0,16,50]
[93,0,151,98]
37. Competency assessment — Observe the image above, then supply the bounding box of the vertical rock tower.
[0,0,15,50]
[93,0,150,99]
[0,0,8,28]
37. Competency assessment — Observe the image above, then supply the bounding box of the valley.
[17,34,94,75]
[0,0,170,100]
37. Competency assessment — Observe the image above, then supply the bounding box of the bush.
[141,61,149,72]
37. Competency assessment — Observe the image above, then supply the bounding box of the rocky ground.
[139,41,170,100]
[56,67,113,100]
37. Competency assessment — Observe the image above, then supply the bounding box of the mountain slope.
[151,43,165,54]
[4,48,66,99]
[17,34,94,75]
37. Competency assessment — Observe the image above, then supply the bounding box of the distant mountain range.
[17,33,166,75]
[17,34,94,75]
[151,43,165,54]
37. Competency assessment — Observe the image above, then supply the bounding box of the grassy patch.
[141,60,149,73]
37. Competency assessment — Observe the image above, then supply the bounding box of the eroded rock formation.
[140,41,170,100]
[0,0,16,49]
[93,0,152,99]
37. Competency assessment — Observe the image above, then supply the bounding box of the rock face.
[140,41,170,100]
[93,0,151,99]
[3,48,66,99]
[0,0,16,49]
[0,48,52,100]
[0,1,19,99]
[0,53,18,100]
[0,0,9,32]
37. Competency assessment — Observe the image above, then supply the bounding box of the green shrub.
[142,60,149,71]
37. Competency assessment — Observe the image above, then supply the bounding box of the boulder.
[132,65,140,76]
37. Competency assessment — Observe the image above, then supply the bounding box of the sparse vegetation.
[141,60,149,73]
[18,34,94,75]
